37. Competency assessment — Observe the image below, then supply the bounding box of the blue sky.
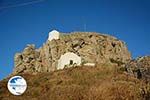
[0,0,150,80]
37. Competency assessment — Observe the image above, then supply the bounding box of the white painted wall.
[48,30,59,41]
[84,63,95,67]
[57,52,81,69]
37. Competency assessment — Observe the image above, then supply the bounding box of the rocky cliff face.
[14,32,131,74]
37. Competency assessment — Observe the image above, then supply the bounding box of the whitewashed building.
[57,52,81,69]
[48,30,60,41]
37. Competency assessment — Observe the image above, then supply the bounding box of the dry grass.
[0,65,150,100]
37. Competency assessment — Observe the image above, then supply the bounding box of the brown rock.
[13,32,131,74]
[126,56,150,81]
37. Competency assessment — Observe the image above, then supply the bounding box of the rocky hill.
[14,32,131,74]
[0,31,150,100]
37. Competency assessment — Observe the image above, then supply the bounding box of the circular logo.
[7,76,27,95]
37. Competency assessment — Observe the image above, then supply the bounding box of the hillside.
[0,65,150,100]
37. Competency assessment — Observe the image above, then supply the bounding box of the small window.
[70,60,73,65]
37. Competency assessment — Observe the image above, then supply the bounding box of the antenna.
[84,23,86,32]
[82,17,86,32]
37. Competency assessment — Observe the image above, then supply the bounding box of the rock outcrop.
[14,32,131,74]
[125,56,150,81]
